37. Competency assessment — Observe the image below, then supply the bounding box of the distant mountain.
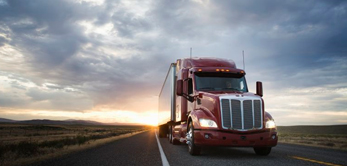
[19,119,105,125]
[64,119,105,125]
[0,117,144,126]
[0,118,17,123]
[0,118,105,125]
[105,122,144,126]
[277,125,347,135]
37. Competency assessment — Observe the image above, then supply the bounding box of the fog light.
[204,134,210,139]
[272,134,276,139]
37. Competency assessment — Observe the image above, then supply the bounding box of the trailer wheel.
[158,125,168,138]
[172,138,180,145]
[168,125,173,143]
[187,122,201,155]
[254,147,271,156]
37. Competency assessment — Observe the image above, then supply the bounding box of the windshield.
[195,73,248,92]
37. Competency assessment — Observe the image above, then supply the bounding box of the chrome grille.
[254,100,261,128]
[220,98,262,130]
[221,99,231,128]
[231,100,242,129]
[243,100,253,129]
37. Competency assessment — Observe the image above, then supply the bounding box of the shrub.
[16,141,39,157]
[0,144,4,160]
[77,135,88,145]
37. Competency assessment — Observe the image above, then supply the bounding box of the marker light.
[240,70,245,74]
[198,69,202,72]
[199,119,218,128]
[198,93,203,98]
[226,69,230,72]
[216,69,220,71]
[266,120,276,129]
[221,69,225,71]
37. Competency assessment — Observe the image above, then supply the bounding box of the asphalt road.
[30,130,162,166]
[160,135,347,166]
[30,129,347,166]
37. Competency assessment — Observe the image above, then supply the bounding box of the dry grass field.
[277,125,347,151]
[1,124,345,165]
[0,123,151,166]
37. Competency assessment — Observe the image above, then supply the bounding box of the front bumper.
[194,129,278,147]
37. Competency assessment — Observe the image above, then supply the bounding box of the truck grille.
[221,99,262,130]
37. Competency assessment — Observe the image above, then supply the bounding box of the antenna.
[190,47,192,59]
[243,50,245,71]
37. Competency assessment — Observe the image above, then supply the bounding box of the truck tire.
[254,147,271,156]
[187,122,201,155]
[159,125,167,138]
[172,138,180,145]
[168,125,173,143]
[169,125,180,145]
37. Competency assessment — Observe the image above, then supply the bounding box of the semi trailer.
[158,57,277,155]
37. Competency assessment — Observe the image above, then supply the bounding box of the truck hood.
[200,91,261,99]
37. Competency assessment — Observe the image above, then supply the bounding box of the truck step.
[180,137,187,143]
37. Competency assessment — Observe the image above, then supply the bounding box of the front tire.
[187,122,201,155]
[254,147,271,156]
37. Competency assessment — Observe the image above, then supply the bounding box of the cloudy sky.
[0,0,346,126]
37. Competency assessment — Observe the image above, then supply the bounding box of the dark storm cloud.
[205,1,347,89]
[25,87,93,110]
[0,36,7,46]
[0,89,28,107]
[149,0,347,74]
[45,84,64,90]
[0,0,346,116]
[0,0,101,69]
[63,54,170,110]
[10,81,27,90]
[110,10,153,38]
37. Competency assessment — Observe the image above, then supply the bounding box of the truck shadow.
[199,146,277,159]
[160,137,277,160]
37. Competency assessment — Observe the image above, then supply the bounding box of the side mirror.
[187,78,193,95]
[176,80,183,96]
[256,81,263,97]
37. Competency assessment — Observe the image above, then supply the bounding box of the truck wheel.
[169,125,180,145]
[172,138,180,145]
[187,122,201,155]
[254,147,271,156]
[168,125,173,143]
[158,125,167,138]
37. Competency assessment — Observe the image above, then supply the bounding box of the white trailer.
[158,63,176,137]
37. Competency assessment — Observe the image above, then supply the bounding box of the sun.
[136,113,158,126]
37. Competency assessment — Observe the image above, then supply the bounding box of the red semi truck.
[158,57,277,155]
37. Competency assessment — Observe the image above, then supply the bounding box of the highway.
[30,130,347,166]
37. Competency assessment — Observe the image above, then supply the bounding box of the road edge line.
[291,156,343,166]
[155,130,170,166]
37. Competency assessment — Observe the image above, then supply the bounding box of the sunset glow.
[0,108,158,126]
[0,0,346,126]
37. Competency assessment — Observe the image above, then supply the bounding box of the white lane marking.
[155,130,170,166]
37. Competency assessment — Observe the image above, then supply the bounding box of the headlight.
[266,120,276,128]
[199,119,218,128]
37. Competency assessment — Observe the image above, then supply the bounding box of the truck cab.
[158,57,277,155]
